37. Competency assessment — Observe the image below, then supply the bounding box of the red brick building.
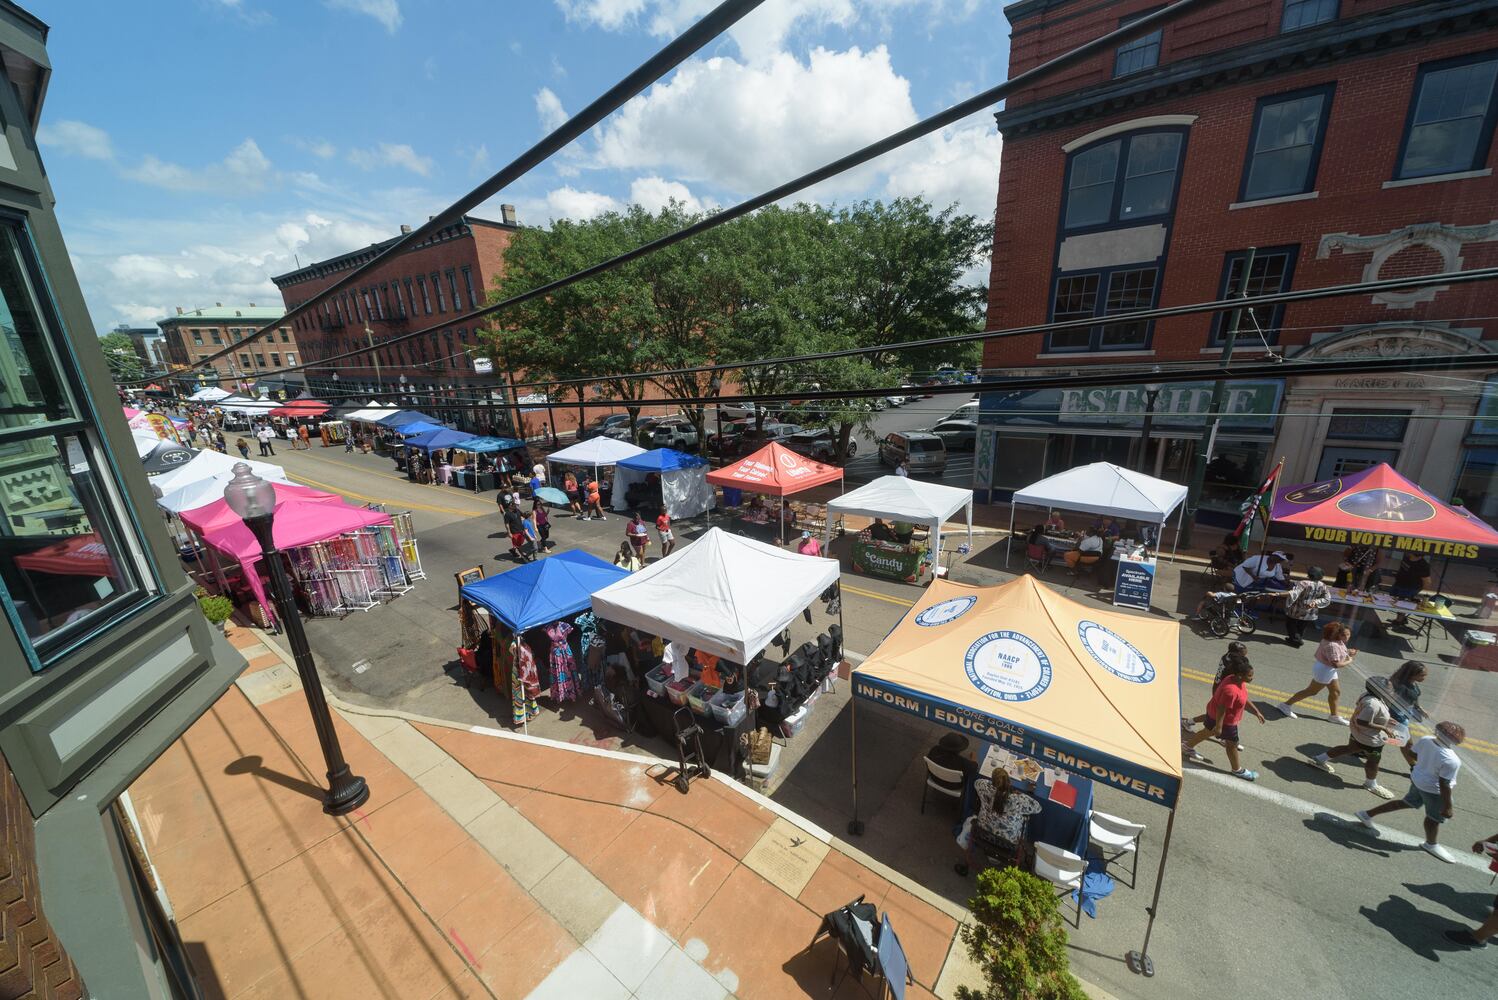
[980,0,1498,522]
[157,305,298,391]
[272,211,529,434]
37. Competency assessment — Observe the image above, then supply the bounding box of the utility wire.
[149,0,1220,386]
[174,0,769,377]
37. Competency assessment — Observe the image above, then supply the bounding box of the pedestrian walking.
[1283,566,1332,647]
[585,479,605,520]
[297,424,310,450]
[1444,838,1498,948]
[1356,722,1466,862]
[532,499,552,550]
[1182,653,1265,780]
[895,459,909,478]
[1304,688,1398,798]
[796,530,821,557]
[1378,660,1430,769]
[501,496,525,561]
[1182,642,1248,736]
[214,431,227,453]
[520,509,541,562]
[656,507,675,558]
[563,473,582,517]
[344,431,355,453]
[1276,621,1354,723]
[256,424,275,456]
[235,437,251,459]
[613,541,641,572]
[627,512,649,562]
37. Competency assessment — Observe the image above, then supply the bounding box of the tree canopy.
[97,332,145,382]
[480,196,989,459]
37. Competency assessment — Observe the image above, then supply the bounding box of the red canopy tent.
[269,399,330,418]
[1270,462,1498,559]
[706,442,843,542]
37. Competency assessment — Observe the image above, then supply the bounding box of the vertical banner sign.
[974,426,997,497]
[1112,559,1156,611]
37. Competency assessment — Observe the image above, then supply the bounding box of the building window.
[1395,54,1498,180]
[1326,408,1412,441]
[210,330,222,345]
[280,327,291,342]
[255,353,266,367]
[1240,85,1332,201]
[269,352,281,366]
[286,352,296,366]
[433,272,446,313]
[1281,0,1338,32]
[191,329,203,346]
[1063,130,1183,230]
[417,276,432,314]
[239,353,251,367]
[363,291,375,320]
[1210,247,1297,345]
[1114,12,1161,79]
[391,281,405,318]
[1046,267,1158,352]
[446,270,461,313]
[462,267,477,308]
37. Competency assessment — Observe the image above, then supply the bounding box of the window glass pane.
[1245,93,1324,199]
[1114,29,1161,78]
[1049,274,1098,351]
[2,432,144,659]
[1401,60,1498,178]
[1120,132,1181,219]
[1281,0,1337,32]
[1099,268,1156,348]
[1064,141,1119,229]
[1213,250,1292,343]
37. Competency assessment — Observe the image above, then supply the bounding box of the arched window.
[1062,129,1185,231]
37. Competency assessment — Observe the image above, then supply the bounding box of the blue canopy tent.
[460,550,628,633]
[613,448,714,518]
[377,409,441,428]
[449,435,528,492]
[395,420,447,438]
[403,427,473,453]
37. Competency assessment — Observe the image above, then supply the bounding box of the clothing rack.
[392,511,425,580]
[373,523,413,596]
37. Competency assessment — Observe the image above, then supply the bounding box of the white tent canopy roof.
[187,386,230,401]
[149,449,285,494]
[155,466,292,513]
[345,404,398,422]
[131,429,162,459]
[218,394,277,412]
[828,476,972,524]
[546,437,646,468]
[1013,462,1187,522]
[591,526,839,663]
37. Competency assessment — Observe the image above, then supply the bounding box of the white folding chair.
[921,757,964,814]
[1088,810,1146,889]
[1033,841,1086,928]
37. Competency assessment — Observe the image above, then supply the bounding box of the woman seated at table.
[868,518,898,543]
[1063,528,1104,569]
[955,770,1042,876]
[1044,509,1066,532]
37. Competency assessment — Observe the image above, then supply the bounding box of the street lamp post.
[223,463,369,816]
[1137,379,1163,474]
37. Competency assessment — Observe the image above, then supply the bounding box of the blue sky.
[31,0,1009,331]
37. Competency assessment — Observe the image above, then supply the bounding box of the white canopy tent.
[824,476,974,574]
[131,428,163,459]
[1007,461,1188,564]
[217,394,278,414]
[187,386,230,402]
[154,466,291,514]
[545,437,645,483]
[150,448,285,494]
[345,403,398,422]
[591,526,840,663]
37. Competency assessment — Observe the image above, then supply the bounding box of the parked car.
[941,400,979,424]
[736,421,802,454]
[642,416,699,450]
[786,428,856,464]
[878,431,947,474]
[929,419,977,452]
[579,413,630,441]
[715,400,763,421]
[884,394,908,407]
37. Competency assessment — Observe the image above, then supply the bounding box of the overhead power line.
[152,0,1218,386]
[176,0,769,377]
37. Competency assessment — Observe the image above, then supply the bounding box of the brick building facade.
[271,213,531,434]
[157,304,299,392]
[979,0,1498,522]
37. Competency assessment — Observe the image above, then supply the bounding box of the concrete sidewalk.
[128,624,1031,1000]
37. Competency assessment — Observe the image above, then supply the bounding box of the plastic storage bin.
[689,683,719,714]
[709,691,746,726]
[665,678,694,706]
[645,666,671,697]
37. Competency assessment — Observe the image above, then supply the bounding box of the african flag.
[1233,458,1283,542]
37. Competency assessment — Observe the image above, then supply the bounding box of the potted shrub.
[198,594,235,633]
[956,868,1087,1000]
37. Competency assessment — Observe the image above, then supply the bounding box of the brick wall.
[0,754,83,1000]
[984,25,1498,369]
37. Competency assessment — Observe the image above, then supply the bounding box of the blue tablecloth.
[962,769,1093,859]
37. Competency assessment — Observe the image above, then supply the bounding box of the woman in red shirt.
[1183,654,1266,780]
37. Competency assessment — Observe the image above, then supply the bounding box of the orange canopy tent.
[706,442,843,541]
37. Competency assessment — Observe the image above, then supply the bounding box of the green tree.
[97,332,145,382]
[956,868,1087,1000]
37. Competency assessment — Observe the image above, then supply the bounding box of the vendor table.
[964,745,1093,858]
[638,691,752,778]
[452,468,499,491]
[1325,590,1463,651]
[850,535,928,583]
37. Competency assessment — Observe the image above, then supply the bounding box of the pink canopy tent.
[177,482,343,536]
[199,499,392,623]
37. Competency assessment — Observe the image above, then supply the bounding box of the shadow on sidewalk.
[224,754,327,803]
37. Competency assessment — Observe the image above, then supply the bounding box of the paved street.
[245,442,1497,1000]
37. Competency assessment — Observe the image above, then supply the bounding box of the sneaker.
[1182,745,1209,764]
[1276,702,1298,719]
[1443,929,1488,948]
[1306,753,1334,774]
[1180,717,1195,734]
[1329,715,1349,726]
[1422,842,1456,863]
[1232,768,1258,781]
[1364,782,1395,800]
[1237,744,1246,752]
[1354,809,1378,832]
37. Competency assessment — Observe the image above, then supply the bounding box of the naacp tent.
[591,526,839,663]
[461,550,629,633]
[1008,462,1188,562]
[851,575,1183,966]
[1270,462,1498,558]
[612,448,714,518]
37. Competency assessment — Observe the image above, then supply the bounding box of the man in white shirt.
[1356,721,1465,862]
[1233,550,1291,592]
[256,424,275,457]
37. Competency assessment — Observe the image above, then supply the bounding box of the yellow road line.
[841,583,919,608]
[285,472,490,517]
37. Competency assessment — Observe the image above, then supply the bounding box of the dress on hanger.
[577,612,601,689]
[546,620,579,702]
[512,637,540,726]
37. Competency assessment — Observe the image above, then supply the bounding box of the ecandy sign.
[982,380,1281,433]
[853,675,1179,805]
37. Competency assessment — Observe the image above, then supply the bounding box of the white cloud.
[121,139,275,195]
[324,0,402,33]
[591,47,917,198]
[545,186,622,221]
[534,87,569,133]
[346,142,435,177]
[555,0,649,31]
[883,123,1000,220]
[628,176,703,213]
[467,143,492,176]
[290,136,338,159]
[37,120,116,161]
